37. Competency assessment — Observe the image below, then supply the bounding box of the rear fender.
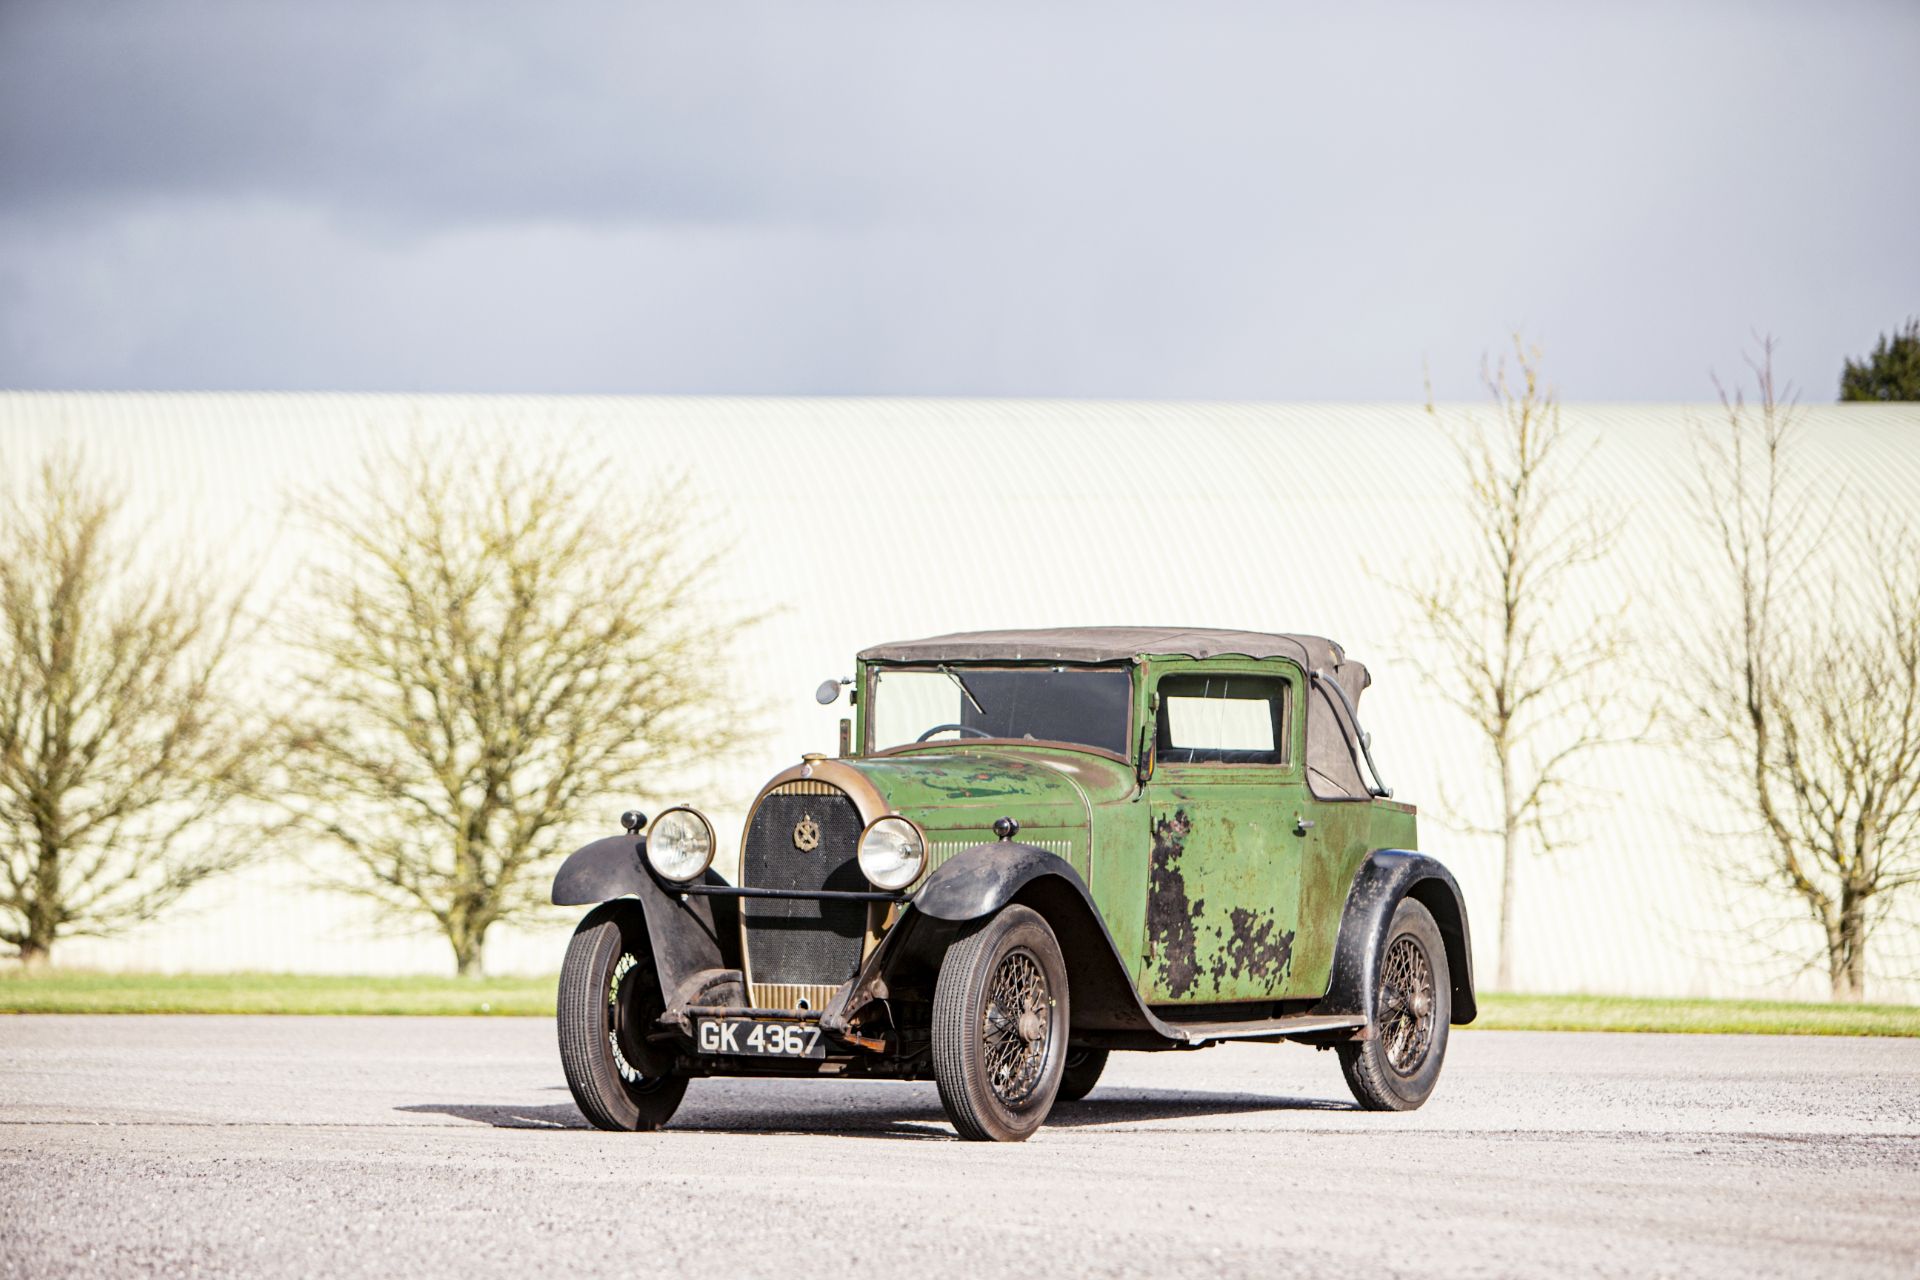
[1311,849,1477,1025]
[550,835,742,1002]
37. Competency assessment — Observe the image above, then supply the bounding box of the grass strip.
[0,970,557,1016]
[3,972,1916,1034]
[1474,992,1920,1037]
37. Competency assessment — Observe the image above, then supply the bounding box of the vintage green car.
[552,627,1475,1141]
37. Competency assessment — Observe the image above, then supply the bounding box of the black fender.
[1311,849,1477,1025]
[550,836,742,1004]
[828,843,1180,1040]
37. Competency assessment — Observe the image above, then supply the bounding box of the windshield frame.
[859,660,1138,764]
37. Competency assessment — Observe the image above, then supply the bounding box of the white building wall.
[3,393,1917,1000]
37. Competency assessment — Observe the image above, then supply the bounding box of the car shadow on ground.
[1049,1088,1355,1126]
[397,1086,1353,1139]
[396,1102,592,1130]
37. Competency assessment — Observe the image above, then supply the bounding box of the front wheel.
[557,906,688,1131]
[1337,897,1451,1111]
[931,905,1071,1141]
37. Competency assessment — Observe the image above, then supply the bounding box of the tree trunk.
[1829,893,1867,1003]
[451,929,486,979]
[26,832,62,971]
[20,890,58,970]
[1497,750,1518,991]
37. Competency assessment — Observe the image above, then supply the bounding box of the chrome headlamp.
[857,815,927,891]
[645,807,716,884]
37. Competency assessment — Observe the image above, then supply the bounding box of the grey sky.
[2,1,1915,399]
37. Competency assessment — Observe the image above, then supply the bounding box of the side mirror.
[1135,723,1155,785]
[815,678,846,706]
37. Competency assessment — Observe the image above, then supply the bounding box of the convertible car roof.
[859,627,1381,801]
[859,627,1347,668]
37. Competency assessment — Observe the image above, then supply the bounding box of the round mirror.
[815,679,843,706]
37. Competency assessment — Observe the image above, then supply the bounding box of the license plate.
[695,1018,826,1059]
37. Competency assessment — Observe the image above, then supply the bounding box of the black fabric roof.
[858,627,1347,669]
[859,627,1382,801]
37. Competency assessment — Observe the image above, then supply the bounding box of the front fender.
[910,841,1086,923]
[550,836,741,1000]
[1311,849,1477,1025]
[830,843,1182,1040]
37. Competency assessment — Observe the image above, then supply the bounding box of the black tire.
[931,905,1071,1142]
[1056,1047,1109,1102]
[1338,897,1451,1112]
[557,905,688,1132]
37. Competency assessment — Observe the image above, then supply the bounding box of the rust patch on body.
[1148,809,1203,998]
[1225,907,1295,983]
[1205,922,1230,987]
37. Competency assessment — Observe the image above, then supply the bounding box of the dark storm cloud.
[0,3,791,224]
[0,0,1916,396]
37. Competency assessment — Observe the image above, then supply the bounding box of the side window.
[1154,673,1292,766]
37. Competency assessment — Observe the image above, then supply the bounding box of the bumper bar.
[683,1004,824,1021]
[668,881,905,904]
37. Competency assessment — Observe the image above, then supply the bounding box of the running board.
[1160,1013,1367,1045]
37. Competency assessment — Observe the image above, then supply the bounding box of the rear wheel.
[1057,1047,1109,1102]
[557,906,688,1131]
[1338,897,1451,1111]
[931,905,1070,1142]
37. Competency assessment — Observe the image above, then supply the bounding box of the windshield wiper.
[938,664,986,715]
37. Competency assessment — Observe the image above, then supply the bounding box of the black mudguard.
[827,843,1180,1041]
[1310,849,1477,1025]
[550,836,741,1005]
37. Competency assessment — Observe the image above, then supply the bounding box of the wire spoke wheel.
[1337,897,1452,1112]
[981,948,1051,1106]
[931,905,1070,1142]
[1376,934,1436,1074]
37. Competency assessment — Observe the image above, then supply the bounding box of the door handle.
[1293,817,1315,836]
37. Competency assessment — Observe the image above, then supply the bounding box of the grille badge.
[793,814,822,851]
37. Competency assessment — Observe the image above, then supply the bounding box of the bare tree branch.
[1392,336,1636,990]
[1675,339,1920,1000]
[0,448,271,964]
[275,431,759,976]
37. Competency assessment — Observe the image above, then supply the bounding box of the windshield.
[868,665,1133,755]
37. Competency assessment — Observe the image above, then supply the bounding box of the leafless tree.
[1400,338,1630,990]
[279,433,752,976]
[1681,341,1920,1000]
[0,449,265,966]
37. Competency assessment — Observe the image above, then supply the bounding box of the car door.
[1139,659,1313,1004]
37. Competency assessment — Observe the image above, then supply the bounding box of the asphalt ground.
[2,1017,1916,1279]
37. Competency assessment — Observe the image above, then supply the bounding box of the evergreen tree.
[1840,318,1920,401]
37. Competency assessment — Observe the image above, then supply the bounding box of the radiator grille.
[740,784,868,991]
[750,983,841,1013]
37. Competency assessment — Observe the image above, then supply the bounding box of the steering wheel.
[915,723,994,743]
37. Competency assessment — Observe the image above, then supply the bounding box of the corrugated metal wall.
[4,393,1917,999]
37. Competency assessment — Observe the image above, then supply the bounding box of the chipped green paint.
[838,745,1121,885]
[1290,794,1417,996]
[854,652,1417,1008]
[1136,659,1312,1001]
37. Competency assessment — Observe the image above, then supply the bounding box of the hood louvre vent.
[926,837,1072,877]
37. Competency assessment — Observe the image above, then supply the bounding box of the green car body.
[840,685,1414,1008]
[552,627,1475,1139]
